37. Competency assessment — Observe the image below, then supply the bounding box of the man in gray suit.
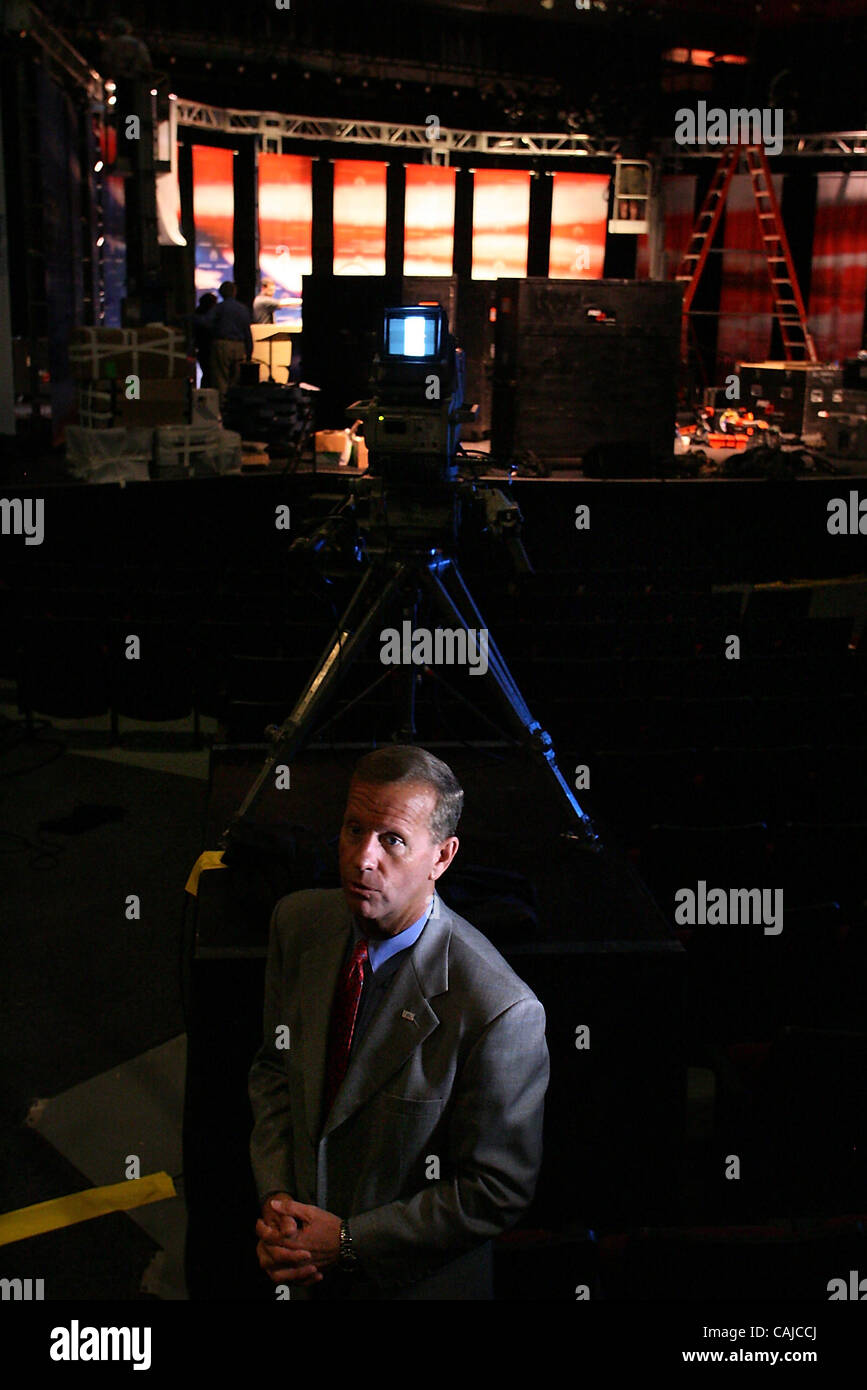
[248,745,549,1299]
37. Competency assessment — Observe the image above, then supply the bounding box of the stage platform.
[4,431,867,489]
[1,464,865,588]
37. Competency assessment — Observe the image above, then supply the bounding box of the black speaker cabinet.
[492,278,682,465]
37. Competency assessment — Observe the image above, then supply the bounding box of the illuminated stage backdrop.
[333,160,387,275]
[99,125,125,326]
[635,175,697,280]
[471,169,531,279]
[103,177,126,328]
[548,173,609,278]
[403,165,457,275]
[809,172,867,360]
[716,171,784,367]
[257,152,312,328]
[192,145,235,296]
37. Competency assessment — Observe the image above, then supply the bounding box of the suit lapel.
[322,893,452,1138]
[299,903,352,1145]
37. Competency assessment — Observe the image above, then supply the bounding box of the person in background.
[191,291,217,389]
[253,277,295,325]
[210,282,252,407]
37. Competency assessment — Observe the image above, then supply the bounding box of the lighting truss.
[175,100,867,162]
[11,2,867,169]
[657,131,867,158]
[173,100,622,158]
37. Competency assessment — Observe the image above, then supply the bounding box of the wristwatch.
[338,1219,359,1272]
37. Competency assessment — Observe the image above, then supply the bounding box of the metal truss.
[657,132,867,159]
[10,1,103,102]
[173,100,623,159]
[175,99,867,162]
[13,0,867,169]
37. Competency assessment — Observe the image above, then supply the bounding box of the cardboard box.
[315,429,349,455]
[314,429,368,469]
[69,326,190,381]
[116,378,189,428]
[77,378,189,428]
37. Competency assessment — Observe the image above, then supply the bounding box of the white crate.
[215,429,242,473]
[190,388,220,426]
[76,382,115,430]
[65,426,152,483]
[154,424,221,476]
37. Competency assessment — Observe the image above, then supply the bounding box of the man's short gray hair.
[350,745,463,842]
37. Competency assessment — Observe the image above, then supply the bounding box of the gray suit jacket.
[248,887,549,1299]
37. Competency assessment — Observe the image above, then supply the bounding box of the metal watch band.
[339,1219,359,1270]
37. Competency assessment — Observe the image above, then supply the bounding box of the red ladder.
[675,145,817,365]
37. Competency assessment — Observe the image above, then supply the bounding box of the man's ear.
[431,836,459,881]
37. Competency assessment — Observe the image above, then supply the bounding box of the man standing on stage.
[253,276,296,325]
[210,282,252,406]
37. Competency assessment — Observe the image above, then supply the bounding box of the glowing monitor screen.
[383,307,442,359]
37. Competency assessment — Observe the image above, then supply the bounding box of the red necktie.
[322,937,369,1121]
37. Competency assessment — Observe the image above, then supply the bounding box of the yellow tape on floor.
[0,1172,176,1247]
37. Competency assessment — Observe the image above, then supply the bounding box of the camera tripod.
[221,513,601,851]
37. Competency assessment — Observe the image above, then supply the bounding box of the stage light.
[107,95,116,105]
[94,159,104,172]
[96,235,105,247]
[150,88,157,96]
[105,80,116,92]
[168,93,177,100]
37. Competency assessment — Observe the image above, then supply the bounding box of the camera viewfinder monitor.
[382,305,445,361]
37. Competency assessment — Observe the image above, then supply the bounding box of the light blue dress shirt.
[352,894,434,971]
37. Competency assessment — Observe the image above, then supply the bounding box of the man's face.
[262,280,275,295]
[338,778,458,937]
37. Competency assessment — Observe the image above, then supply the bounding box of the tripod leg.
[223,559,410,836]
[423,559,601,849]
[395,588,421,743]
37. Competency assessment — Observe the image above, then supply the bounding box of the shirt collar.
[352,895,434,972]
